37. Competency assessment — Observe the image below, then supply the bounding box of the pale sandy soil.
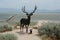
[0,20,50,40]
[1,20,59,40]
[1,29,42,40]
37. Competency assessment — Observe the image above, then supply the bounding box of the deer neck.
[27,16,31,21]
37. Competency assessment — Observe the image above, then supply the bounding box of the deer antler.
[22,6,28,15]
[30,5,37,14]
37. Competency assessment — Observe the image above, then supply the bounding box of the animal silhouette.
[20,6,37,33]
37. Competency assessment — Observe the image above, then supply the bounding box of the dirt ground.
[1,28,42,40]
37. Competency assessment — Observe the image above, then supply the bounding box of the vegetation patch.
[38,22,60,40]
[0,25,13,32]
[0,33,17,40]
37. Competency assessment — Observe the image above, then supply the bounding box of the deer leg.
[20,24,23,31]
[26,25,28,33]
[20,24,22,31]
[21,25,24,32]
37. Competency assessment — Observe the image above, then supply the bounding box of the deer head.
[22,5,37,17]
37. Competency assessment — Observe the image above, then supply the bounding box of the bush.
[0,33,17,40]
[0,25,13,32]
[13,22,20,29]
[38,22,60,40]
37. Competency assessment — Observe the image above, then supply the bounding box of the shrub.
[13,22,20,29]
[0,33,17,40]
[38,22,60,40]
[4,25,12,31]
[15,22,20,26]
[0,25,13,32]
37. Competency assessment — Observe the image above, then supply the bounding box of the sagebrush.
[0,33,17,40]
[38,23,60,40]
[0,25,12,32]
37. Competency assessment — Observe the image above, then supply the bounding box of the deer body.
[20,6,37,33]
[20,16,30,26]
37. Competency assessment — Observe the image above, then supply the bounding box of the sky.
[0,0,60,10]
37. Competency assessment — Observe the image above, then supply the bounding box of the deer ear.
[26,13,28,15]
[30,13,33,16]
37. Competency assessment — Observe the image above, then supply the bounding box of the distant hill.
[26,9,60,13]
[0,8,20,13]
[36,9,60,13]
[0,8,60,13]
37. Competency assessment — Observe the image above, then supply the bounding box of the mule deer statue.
[20,6,37,33]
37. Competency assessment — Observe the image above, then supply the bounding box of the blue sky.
[0,0,60,10]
